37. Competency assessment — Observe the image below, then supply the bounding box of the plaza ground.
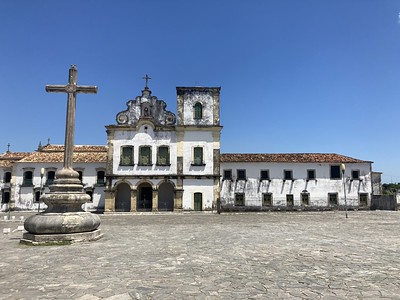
[1,211,400,299]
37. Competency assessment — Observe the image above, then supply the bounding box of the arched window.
[194,102,203,119]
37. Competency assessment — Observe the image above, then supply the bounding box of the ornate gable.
[116,86,176,126]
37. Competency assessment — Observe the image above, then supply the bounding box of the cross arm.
[76,86,98,94]
[46,85,67,93]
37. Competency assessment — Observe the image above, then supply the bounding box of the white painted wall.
[182,92,214,126]
[12,162,106,211]
[182,179,214,210]
[220,162,372,208]
[112,124,177,175]
[182,131,214,175]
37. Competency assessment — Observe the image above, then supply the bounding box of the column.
[152,188,158,212]
[130,189,137,212]
[104,190,115,212]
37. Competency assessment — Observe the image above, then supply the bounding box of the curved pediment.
[116,88,176,126]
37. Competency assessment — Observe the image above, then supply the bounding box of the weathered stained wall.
[220,162,372,209]
[11,161,106,211]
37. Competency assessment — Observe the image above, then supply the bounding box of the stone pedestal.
[22,168,102,245]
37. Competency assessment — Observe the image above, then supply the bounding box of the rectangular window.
[260,170,270,180]
[34,190,41,202]
[235,193,245,206]
[120,146,134,166]
[330,165,341,179]
[1,191,10,203]
[139,146,152,165]
[352,170,360,180]
[157,146,170,166]
[301,193,310,206]
[97,171,105,185]
[23,171,33,186]
[359,193,368,206]
[237,169,246,180]
[193,147,203,165]
[46,171,55,185]
[286,194,294,206]
[307,169,316,180]
[223,170,232,180]
[284,170,293,180]
[262,193,273,206]
[328,193,338,205]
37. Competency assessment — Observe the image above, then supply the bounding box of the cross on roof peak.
[142,74,152,90]
[7,143,10,153]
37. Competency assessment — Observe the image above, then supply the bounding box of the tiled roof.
[19,145,107,163]
[220,153,371,163]
[0,152,32,168]
[40,145,107,152]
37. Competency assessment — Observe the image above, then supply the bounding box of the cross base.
[20,229,103,245]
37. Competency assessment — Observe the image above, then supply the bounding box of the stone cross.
[142,74,151,89]
[45,65,97,170]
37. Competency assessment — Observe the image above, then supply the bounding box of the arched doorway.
[115,182,131,212]
[158,182,174,211]
[137,182,153,211]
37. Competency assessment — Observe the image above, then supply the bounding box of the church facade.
[0,84,376,212]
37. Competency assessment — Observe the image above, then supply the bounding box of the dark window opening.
[307,170,316,180]
[329,193,338,205]
[237,169,246,180]
[223,170,232,180]
[235,193,245,206]
[262,193,272,206]
[4,172,11,183]
[330,165,341,179]
[284,170,293,180]
[352,170,360,180]
[260,170,270,180]
[97,171,105,185]
[46,171,55,185]
[23,171,33,186]
[34,191,40,202]
[2,191,10,203]
[301,193,310,205]
[286,194,294,206]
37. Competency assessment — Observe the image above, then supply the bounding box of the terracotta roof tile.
[220,153,371,163]
[20,145,107,163]
[40,145,107,152]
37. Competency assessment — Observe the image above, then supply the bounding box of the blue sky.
[1,0,400,183]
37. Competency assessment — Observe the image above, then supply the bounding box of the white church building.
[0,83,377,212]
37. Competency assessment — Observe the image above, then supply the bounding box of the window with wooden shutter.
[139,146,152,165]
[193,147,203,165]
[194,102,203,119]
[120,146,134,166]
[157,146,169,166]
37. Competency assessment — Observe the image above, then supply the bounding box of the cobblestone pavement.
[1,211,400,299]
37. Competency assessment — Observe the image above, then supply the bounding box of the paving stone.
[1,211,400,299]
